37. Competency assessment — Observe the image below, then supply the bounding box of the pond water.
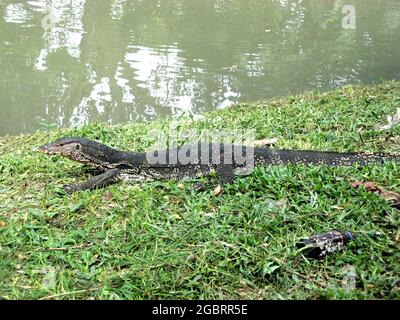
[0,0,399,136]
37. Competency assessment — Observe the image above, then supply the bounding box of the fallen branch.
[350,181,400,208]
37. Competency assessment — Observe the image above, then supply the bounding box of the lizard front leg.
[63,168,121,193]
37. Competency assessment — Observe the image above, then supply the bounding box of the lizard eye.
[75,144,81,150]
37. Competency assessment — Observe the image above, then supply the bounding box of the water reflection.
[35,0,85,70]
[4,3,33,25]
[0,0,399,135]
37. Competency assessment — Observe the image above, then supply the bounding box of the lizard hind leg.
[63,168,121,193]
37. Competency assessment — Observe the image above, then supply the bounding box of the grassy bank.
[1,82,400,300]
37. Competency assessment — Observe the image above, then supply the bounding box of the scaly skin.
[38,137,400,193]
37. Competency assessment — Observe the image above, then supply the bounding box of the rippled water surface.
[1,0,399,135]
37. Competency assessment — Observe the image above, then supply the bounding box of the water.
[0,0,399,136]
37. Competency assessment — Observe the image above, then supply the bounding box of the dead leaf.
[17,254,28,260]
[177,183,185,190]
[350,181,400,208]
[102,191,113,202]
[172,213,181,220]
[350,181,380,192]
[254,138,278,147]
[212,185,222,196]
[0,221,5,228]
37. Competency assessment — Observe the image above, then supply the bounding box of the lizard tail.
[257,149,400,166]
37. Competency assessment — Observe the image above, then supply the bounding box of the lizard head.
[37,137,120,168]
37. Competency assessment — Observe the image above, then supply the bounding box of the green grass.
[1,82,400,300]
